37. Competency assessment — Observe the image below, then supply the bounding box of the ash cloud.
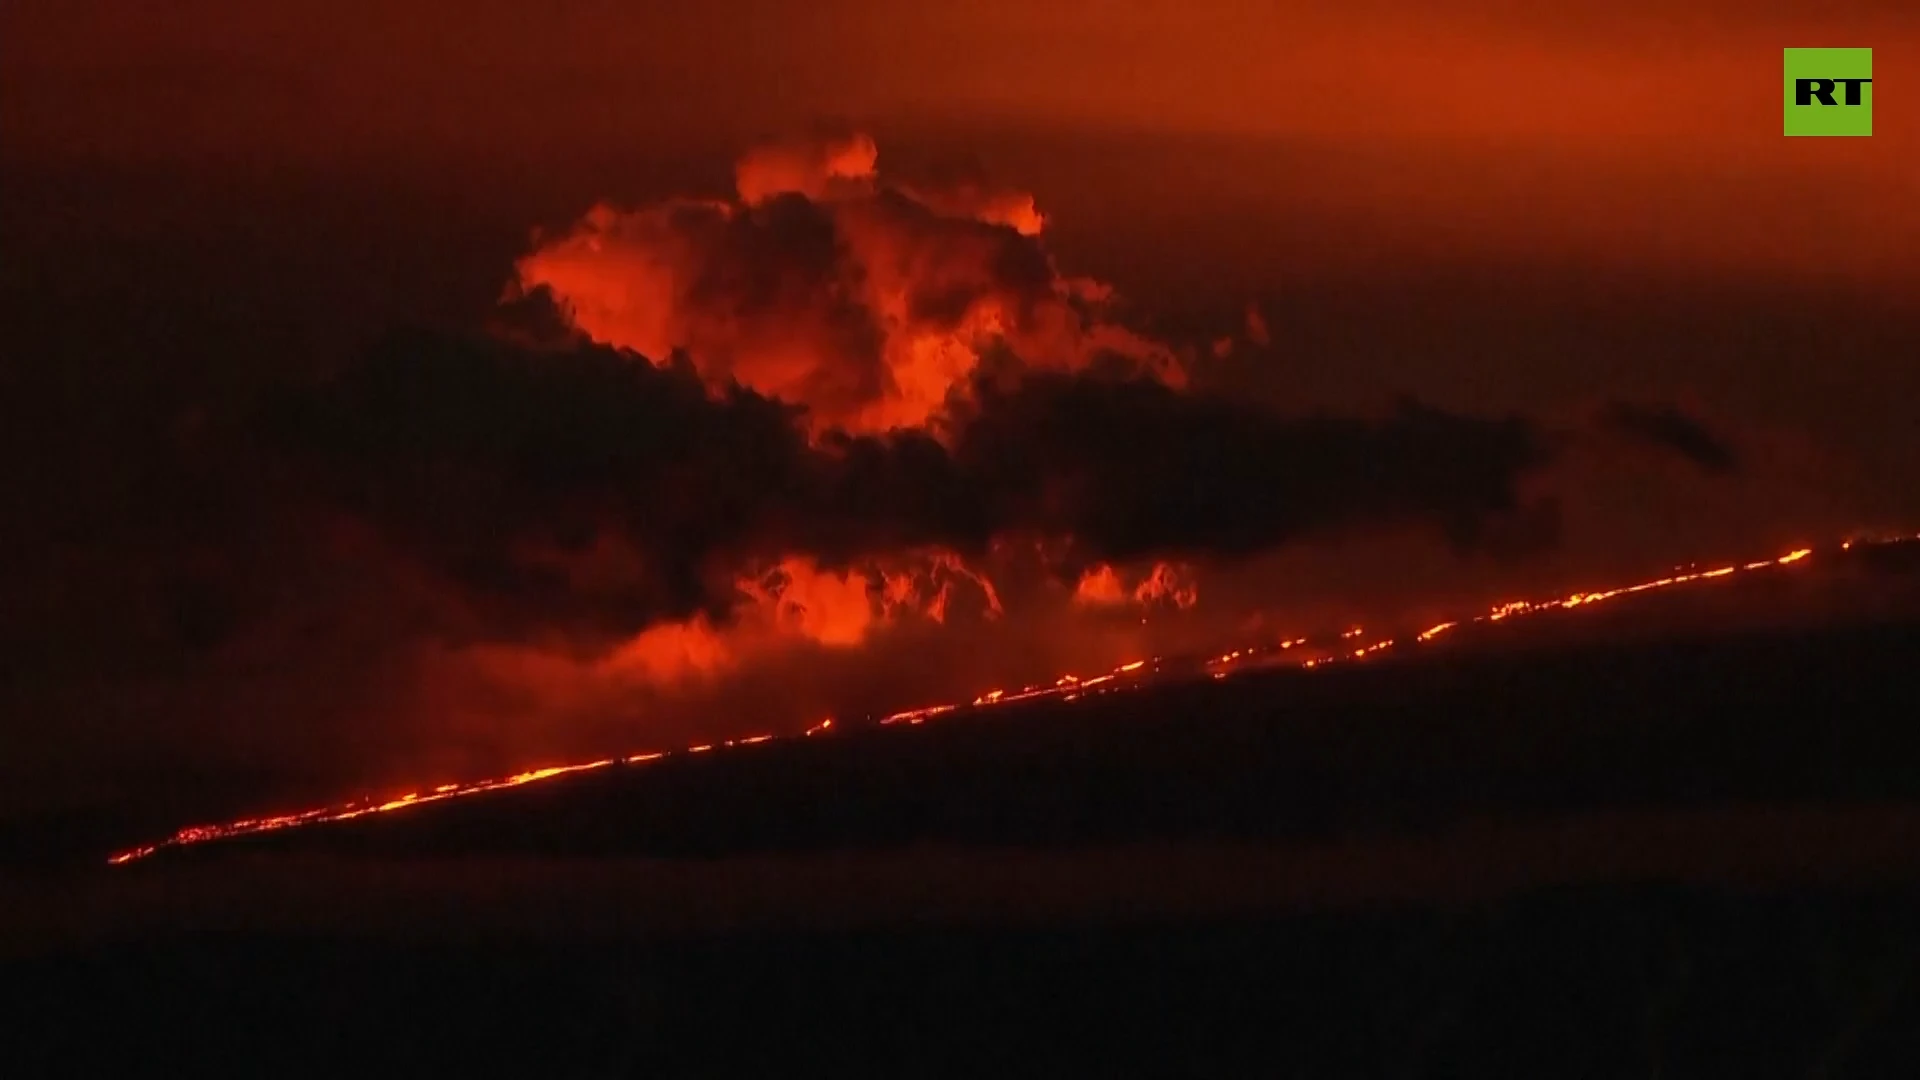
[0,131,1760,821]
[259,328,1562,647]
[1597,401,1740,474]
[512,133,1178,435]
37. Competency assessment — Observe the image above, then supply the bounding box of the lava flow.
[104,535,1910,867]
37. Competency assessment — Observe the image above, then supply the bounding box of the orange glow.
[515,134,1180,437]
[734,133,879,206]
[1072,564,1127,606]
[599,618,739,684]
[740,557,884,648]
[1074,561,1200,610]
[105,537,1874,867]
[516,548,1006,705]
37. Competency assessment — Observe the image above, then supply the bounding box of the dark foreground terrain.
[11,886,1920,1078]
[9,608,1920,1077]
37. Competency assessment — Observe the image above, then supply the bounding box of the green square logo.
[1785,48,1873,136]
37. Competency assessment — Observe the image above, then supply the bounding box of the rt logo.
[1785,48,1872,136]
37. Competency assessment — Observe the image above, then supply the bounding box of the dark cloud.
[950,376,1556,561]
[1597,401,1739,474]
[255,328,1565,646]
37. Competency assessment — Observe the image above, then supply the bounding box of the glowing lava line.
[105,537,1889,866]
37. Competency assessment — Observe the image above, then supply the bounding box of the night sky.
[4,1,1916,823]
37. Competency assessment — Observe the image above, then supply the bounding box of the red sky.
[3,1,1918,818]
[8,2,1914,289]
[8,2,1915,338]
[7,0,1916,609]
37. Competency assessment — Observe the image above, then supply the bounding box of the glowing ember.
[104,539,1869,866]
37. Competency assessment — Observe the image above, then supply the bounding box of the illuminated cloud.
[514,134,1179,435]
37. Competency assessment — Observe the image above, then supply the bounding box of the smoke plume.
[0,133,1749,819]
[513,133,1177,436]
[1598,401,1741,474]
[264,328,1558,650]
